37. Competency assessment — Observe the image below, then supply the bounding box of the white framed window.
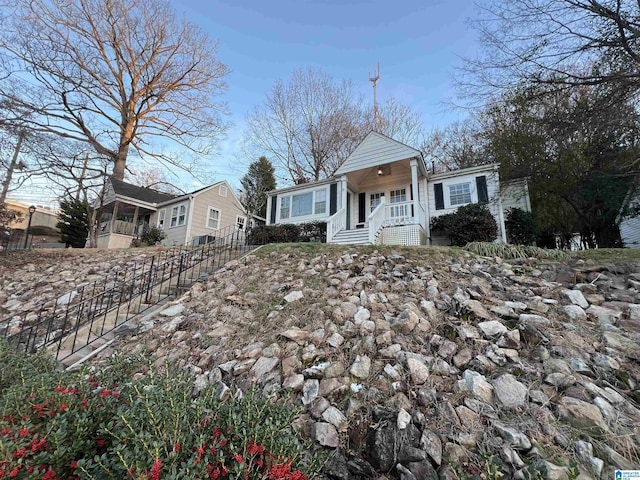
[279,188,329,220]
[207,207,221,229]
[292,192,313,217]
[157,209,166,229]
[314,189,326,214]
[449,183,471,206]
[170,204,186,227]
[219,185,227,197]
[389,188,407,204]
[370,192,385,212]
[236,215,246,231]
[280,197,290,220]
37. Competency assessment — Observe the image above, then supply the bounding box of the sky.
[173,0,480,186]
[10,0,481,205]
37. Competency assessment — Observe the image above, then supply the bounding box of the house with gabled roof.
[266,132,525,246]
[96,177,248,248]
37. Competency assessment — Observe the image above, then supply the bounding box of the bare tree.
[459,0,640,103]
[128,165,184,195]
[366,96,425,147]
[247,67,368,183]
[0,0,229,181]
[422,120,487,172]
[247,67,427,183]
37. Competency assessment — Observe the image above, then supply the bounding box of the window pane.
[207,208,219,229]
[449,183,471,206]
[370,192,385,212]
[292,192,313,217]
[178,205,186,225]
[170,206,178,227]
[390,189,406,203]
[280,197,290,219]
[314,190,326,214]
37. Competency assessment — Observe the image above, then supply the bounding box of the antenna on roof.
[369,63,380,129]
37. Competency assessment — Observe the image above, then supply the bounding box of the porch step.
[331,228,371,245]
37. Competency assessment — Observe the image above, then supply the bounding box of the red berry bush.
[0,342,324,479]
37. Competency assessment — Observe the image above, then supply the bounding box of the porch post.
[110,200,119,233]
[132,205,140,235]
[410,159,419,225]
[340,175,348,221]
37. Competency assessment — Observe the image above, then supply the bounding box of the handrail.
[2,224,256,361]
[368,197,386,244]
[385,200,414,225]
[326,207,346,242]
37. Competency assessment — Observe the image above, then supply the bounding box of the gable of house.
[149,181,248,245]
[189,182,248,241]
[335,132,425,176]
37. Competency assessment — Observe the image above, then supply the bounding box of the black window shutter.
[434,183,444,210]
[476,176,488,203]
[409,184,414,216]
[329,183,338,215]
[270,195,277,224]
[358,192,366,223]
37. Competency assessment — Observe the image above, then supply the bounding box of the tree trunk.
[111,143,130,181]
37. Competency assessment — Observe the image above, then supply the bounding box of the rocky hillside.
[6,245,640,479]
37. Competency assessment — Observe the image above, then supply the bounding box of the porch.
[326,153,429,245]
[97,199,155,248]
[327,197,427,245]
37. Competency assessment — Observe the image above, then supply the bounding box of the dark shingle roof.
[110,177,177,204]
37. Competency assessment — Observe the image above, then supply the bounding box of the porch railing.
[99,220,138,236]
[326,207,346,242]
[385,200,414,225]
[2,225,255,362]
[368,197,386,244]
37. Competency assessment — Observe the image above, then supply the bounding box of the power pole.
[369,63,380,129]
[0,130,25,205]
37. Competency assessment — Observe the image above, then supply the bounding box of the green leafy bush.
[139,225,167,246]
[505,208,538,245]
[247,222,327,245]
[0,342,323,479]
[431,203,498,246]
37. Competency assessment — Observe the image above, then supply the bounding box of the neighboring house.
[5,199,60,231]
[95,177,248,248]
[266,132,528,246]
[618,189,640,249]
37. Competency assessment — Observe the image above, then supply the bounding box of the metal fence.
[2,225,255,361]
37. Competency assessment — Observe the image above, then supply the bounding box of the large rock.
[313,422,340,447]
[250,356,279,381]
[391,309,419,334]
[477,320,507,338]
[492,374,528,408]
[349,355,371,379]
[558,396,608,432]
[407,357,430,385]
[518,314,550,329]
[457,370,494,403]
[560,289,589,308]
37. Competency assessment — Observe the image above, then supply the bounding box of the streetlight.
[23,205,36,249]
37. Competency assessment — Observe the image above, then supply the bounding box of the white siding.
[428,168,505,243]
[620,195,640,248]
[335,132,422,175]
[501,179,531,213]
